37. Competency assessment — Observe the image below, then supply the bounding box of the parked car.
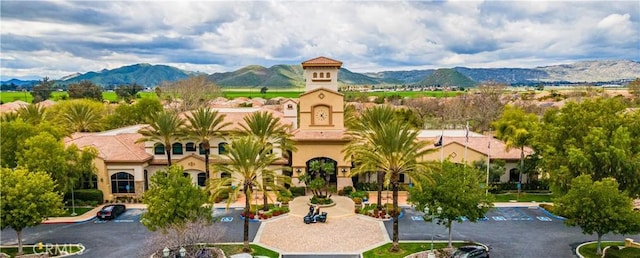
[451,245,490,258]
[97,204,126,220]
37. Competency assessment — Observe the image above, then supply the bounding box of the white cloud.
[1,0,638,79]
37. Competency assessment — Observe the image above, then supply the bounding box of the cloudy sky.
[1,0,639,80]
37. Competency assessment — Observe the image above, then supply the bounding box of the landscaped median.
[363,241,488,258]
[576,240,640,258]
[1,243,85,258]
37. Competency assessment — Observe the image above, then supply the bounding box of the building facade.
[65,56,532,201]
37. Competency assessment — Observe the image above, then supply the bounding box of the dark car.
[96,204,126,220]
[451,245,490,258]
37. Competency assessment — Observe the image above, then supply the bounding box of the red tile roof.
[420,135,534,160]
[301,56,343,68]
[65,132,152,163]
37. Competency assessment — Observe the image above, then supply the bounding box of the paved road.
[0,208,260,257]
[387,206,640,258]
[2,207,638,258]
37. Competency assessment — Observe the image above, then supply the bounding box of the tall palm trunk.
[243,185,251,252]
[165,148,172,166]
[377,171,383,210]
[391,177,400,252]
[203,141,210,178]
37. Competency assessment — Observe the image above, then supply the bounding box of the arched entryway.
[305,157,338,187]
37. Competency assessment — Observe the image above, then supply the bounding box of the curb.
[42,216,96,224]
[538,207,566,221]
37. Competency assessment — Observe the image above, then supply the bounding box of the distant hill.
[3,60,638,89]
[419,69,477,88]
[60,63,194,87]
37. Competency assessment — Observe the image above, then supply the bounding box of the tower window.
[326,72,331,78]
[313,72,317,78]
[319,73,324,78]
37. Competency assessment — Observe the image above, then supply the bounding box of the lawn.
[214,244,279,258]
[492,192,555,202]
[62,207,94,217]
[1,245,82,257]
[577,241,625,258]
[362,242,481,258]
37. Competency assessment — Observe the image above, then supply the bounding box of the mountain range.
[2,60,639,89]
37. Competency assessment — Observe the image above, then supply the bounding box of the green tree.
[628,78,640,99]
[535,98,640,196]
[67,80,103,101]
[300,159,335,199]
[492,105,539,190]
[260,86,268,96]
[237,111,294,210]
[409,161,494,247]
[1,168,65,255]
[105,97,162,129]
[472,158,506,184]
[345,105,398,210]
[17,104,48,125]
[209,136,281,252]
[554,175,640,255]
[141,165,210,238]
[115,83,143,102]
[0,119,65,168]
[184,107,231,182]
[31,77,55,103]
[17,132,97,193]
[344,106,437,252]
[63,101,105,132]
[137,111,185,166]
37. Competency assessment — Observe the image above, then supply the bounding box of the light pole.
[424,206,442,258]
[162,246,186,258]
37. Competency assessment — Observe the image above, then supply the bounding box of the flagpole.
[464,121,469,165]
[486,136,491,195]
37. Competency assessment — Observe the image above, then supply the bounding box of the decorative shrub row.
[64,189,103,204]
[289,187,306,197]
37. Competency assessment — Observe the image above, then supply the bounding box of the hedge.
[64,189,103,204]
[289,187,306,197]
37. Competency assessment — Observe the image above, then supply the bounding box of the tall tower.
[301,56,342,92]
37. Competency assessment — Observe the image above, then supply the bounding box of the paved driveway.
[387,206,640,258]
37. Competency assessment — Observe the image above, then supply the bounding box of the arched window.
[186,142,196,152]
[218,142,228,155]
[265,142,273,154]
[183,172,190,178]
[172,143,183,155]
[326,72,331,78]
[197,173,207,187]
[111,172,135,193]
[509,168,519,182]
[154,144,165,155]
[313,72,317,78]
[319,72,324,78]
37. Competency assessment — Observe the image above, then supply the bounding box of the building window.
[172,143,183,155]
[183,172,190,178]
[265,142,273,154]
[221,172,231,178]
[154,144,165,155]
[319,72,324,78]
[287,104,293,110]
[399,173,405,184]
[218,142,228,155]
[313,72,317,78]
[197,173,207,187]
[509,168,519,182]
[186,142,196,152]
[111,172,135,193]
[326,72,331,78]
[81,174,98,189]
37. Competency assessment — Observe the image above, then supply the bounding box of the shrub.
[214,187,230,203]
[64,189,103,204]
[350,191,369,199]
[352,197,363,204]
[289,187,306,197]
[342,186,354,196]
[355,182,378,191]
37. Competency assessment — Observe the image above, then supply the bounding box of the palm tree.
[493,105,538,193]
[344,107,437,252]
[208,136,283,252]
[237,111,295,210]
[63,103,103,132]
[345,105,397,210]
[137,111,185,166]
[183,107,231,180]
[17,104,47,125]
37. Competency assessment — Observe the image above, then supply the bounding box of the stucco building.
[65,56,532,201]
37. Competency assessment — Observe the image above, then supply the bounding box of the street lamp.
[424,206,443,258]
[162,247,186,258]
